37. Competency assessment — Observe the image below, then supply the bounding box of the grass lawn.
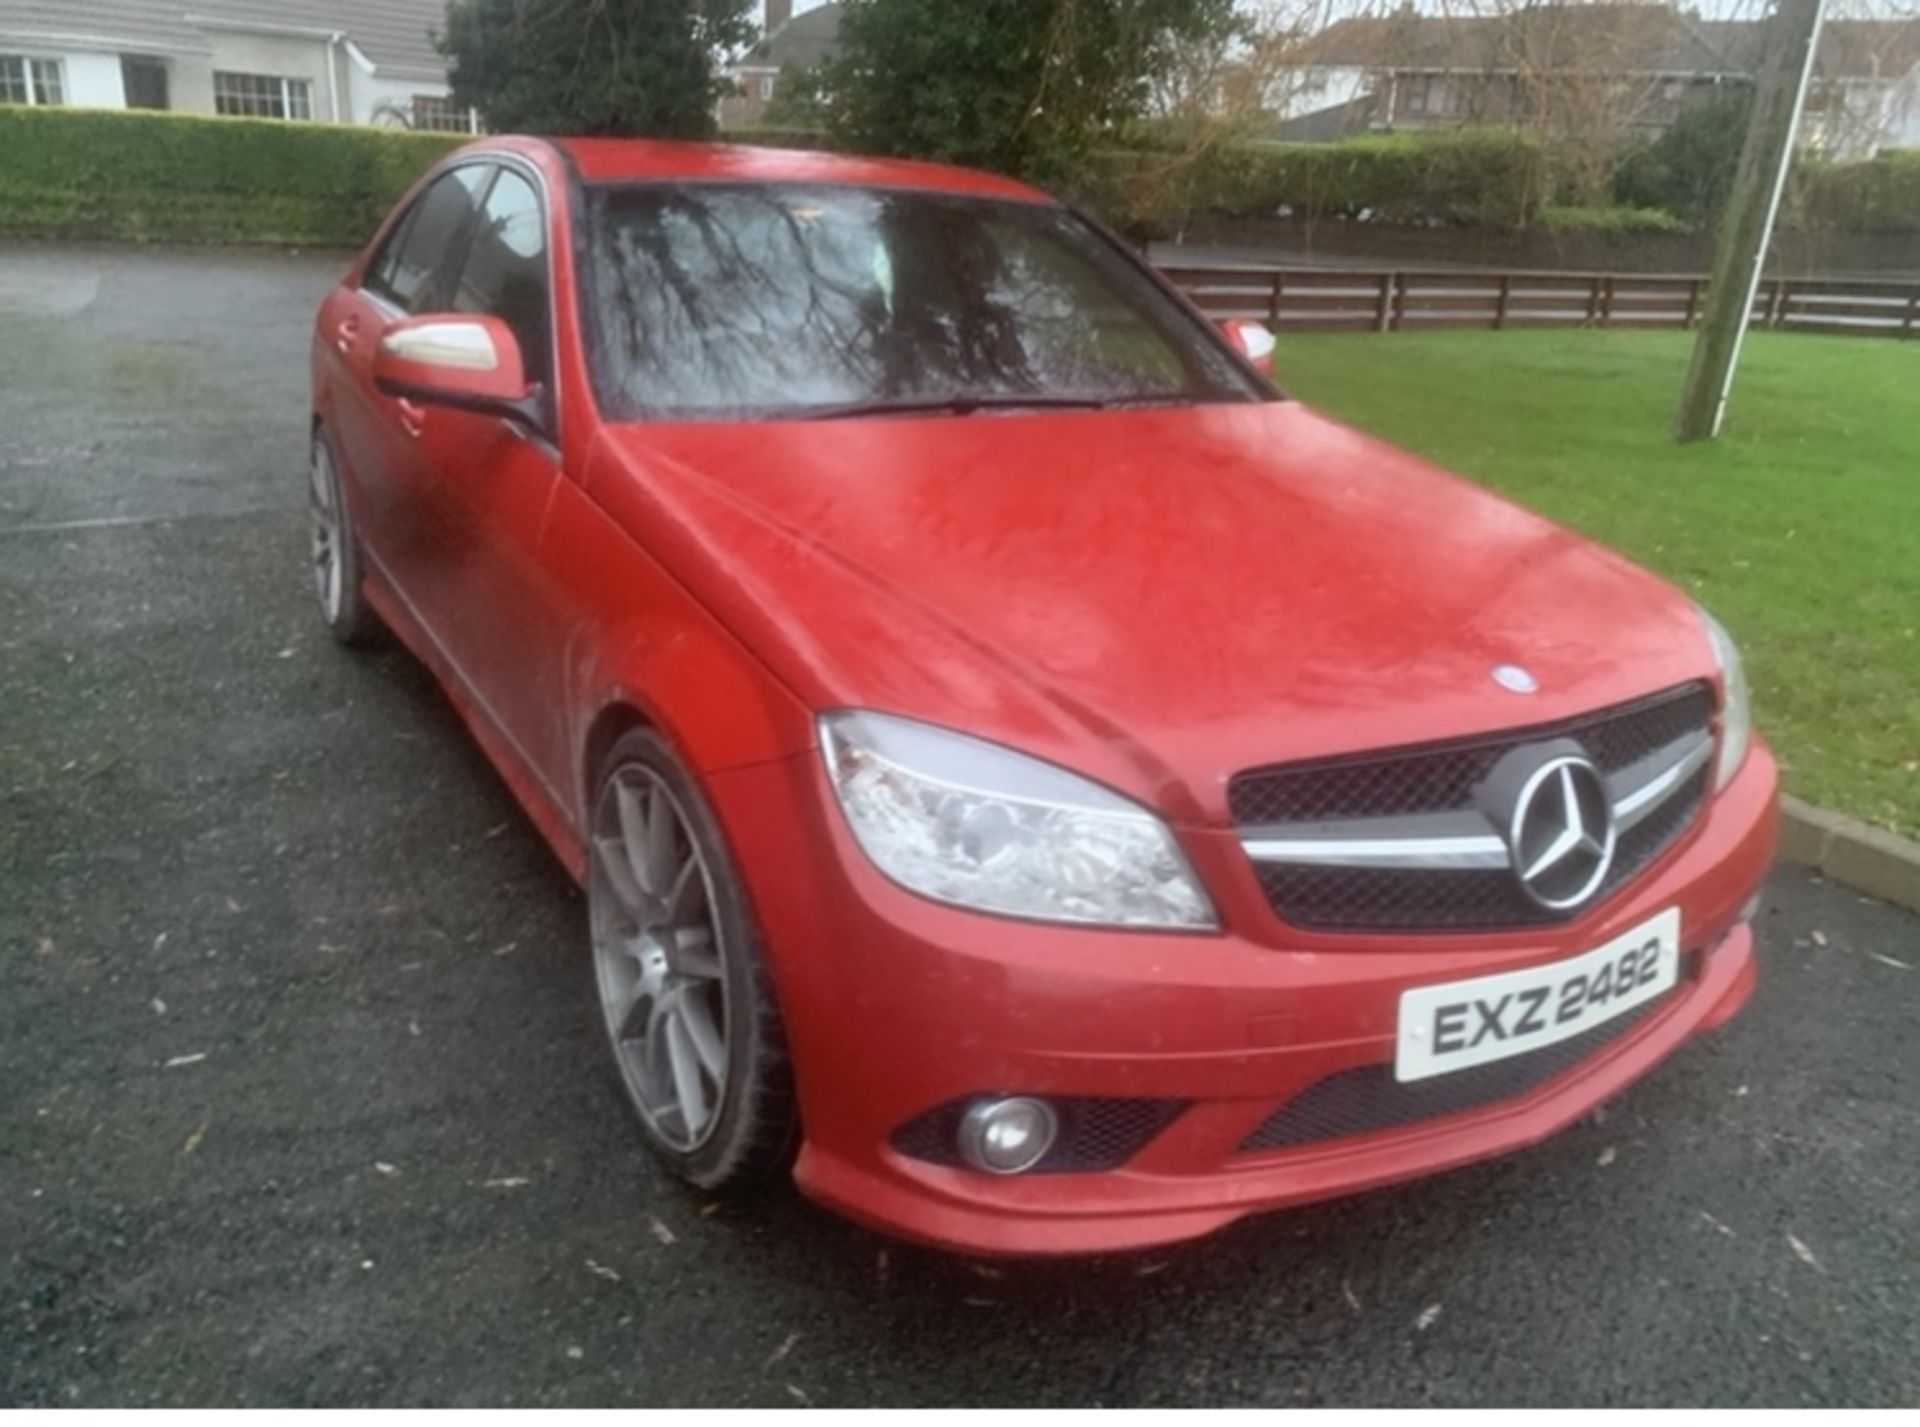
[1277,328,1920,840]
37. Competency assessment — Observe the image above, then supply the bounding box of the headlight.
[818,711,1217,930]
[1697,604,1751,790]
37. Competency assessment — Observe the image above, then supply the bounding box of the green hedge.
[4,109,1557,249]
[1540,203,1689,233]
[1073,130,1549,237]
[0,106,465,246]
[1793,149,1920,233]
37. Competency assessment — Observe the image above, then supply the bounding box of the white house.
[0,0,475,129]
[1270,4,1920,160]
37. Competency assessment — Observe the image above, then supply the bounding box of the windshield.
[577,182,1266,421]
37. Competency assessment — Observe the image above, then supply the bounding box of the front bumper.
[707,742,1778,1256]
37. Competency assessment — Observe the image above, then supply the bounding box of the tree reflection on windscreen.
[580,184,1258,420]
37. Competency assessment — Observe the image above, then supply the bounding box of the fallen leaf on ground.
[1866,951,1912,971]
[1415,1303,1442,1331]
[649,1216,677,1246]
[1811,930,1829,947]
[482,1176,530,1189]
[585,1259,622,1283]
[764,1331,800,1370]
[374,1162,399,1177]
[786,1385,811,1405]
[163,1052,206,1069]
[1787,1232,1823,1270]
[182,1122,207,1155]
[151,997,167,1015]
[1597,1146,1617,1167]
[1698,1210,1736,1237]
[36,937,55,957]
[1342,1279,1362,1312]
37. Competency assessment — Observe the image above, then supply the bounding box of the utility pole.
[1674,0,1827,443]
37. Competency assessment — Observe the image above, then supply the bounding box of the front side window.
[213,70,311,120]
[365,165,490,314]
[1,56,65,105]
[450,168,551,388]
[579,183,1263,421]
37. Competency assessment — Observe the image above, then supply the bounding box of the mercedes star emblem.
[1491,663,1539,694]
[1508,754,1616,911]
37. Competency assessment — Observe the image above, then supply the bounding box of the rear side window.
[365,165,489,313]
[449,167,551,389]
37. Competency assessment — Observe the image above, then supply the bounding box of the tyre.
[308,427,383,648]
[587,727,799,1190]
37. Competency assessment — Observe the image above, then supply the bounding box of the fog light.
[957,1096,1058,1175]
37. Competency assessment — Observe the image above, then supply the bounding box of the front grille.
[1233,684,1714,932]
[891,1096,1186,1173]
[1239,984,1680,1153]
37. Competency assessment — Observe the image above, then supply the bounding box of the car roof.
[480,135,1052,204]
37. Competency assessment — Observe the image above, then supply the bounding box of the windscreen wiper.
[795,393,1111,420]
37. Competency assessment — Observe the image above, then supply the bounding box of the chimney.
[766,0,793,34]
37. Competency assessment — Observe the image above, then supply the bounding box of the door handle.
[334,316,360,354]
[396,397,426,438]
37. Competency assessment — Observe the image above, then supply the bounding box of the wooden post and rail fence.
[1159,264,1920,341]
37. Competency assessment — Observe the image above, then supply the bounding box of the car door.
[324,163,490,598]
[397,161,573,798]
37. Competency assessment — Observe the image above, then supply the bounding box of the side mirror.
[1218,318,1276,377]
[373,314,539,424]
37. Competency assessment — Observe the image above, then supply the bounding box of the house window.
[122,56,169,110]
[759,74,775,101]
[213,70,312,120]
[410,94,473,132]
[0,56,66,105]
[1399,75,1462,117]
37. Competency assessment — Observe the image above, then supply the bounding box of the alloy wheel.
[590,764,732,1151]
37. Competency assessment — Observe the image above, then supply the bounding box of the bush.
[1073,129,1548,237]
[720,125,843,152]
[0,107,465,247]
[1539,203,1688,233]
[1613,84,1751,227]
[1793,149,1920,232]
[825,0,1239,181]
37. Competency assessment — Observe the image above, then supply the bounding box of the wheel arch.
[581,699,655,811]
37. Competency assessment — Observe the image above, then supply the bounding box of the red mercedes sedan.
[309,136,1777,1254]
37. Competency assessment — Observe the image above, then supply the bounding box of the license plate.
[1395,908,1680,1083]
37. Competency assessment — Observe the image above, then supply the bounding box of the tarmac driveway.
[2,241,1916,1407]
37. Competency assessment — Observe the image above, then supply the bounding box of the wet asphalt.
[2,241,1917,1407]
